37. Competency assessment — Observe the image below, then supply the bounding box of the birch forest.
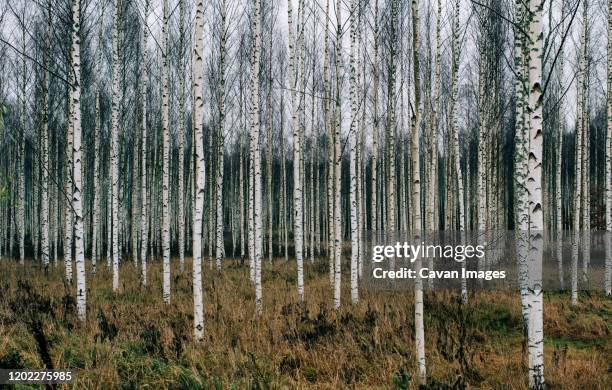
[0,0,610,388]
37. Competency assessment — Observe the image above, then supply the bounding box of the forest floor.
[0,257,610,389]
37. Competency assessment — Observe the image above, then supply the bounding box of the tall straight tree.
[250,0,263,313]
[161,0,171,304]
[411,0,426,382]
[348,0,359,305]
[371,0,380,236]
[322,0,334,286]
[64,35,73,283]
[91,12,103,275]
[386,0,399,242]
[178,0,186,273]
[192,0,206,341]
[215,0,228,272]
[450,0,466,304]
[525,0,544,384]
[140,0,150,285]
[40,0,51,271]
[69,0,86,322]
[110,0,122,291]
[18,16,26,267]
[514,0,530,329]
[332,0,343,310]
[288,0,304,301]
[556,0,566,290]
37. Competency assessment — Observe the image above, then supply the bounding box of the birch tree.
[514,0,531,329]
[450,0,467,304]
[250,0,263,313]
[64,31,73,282]
[556,0,565,290]
[332,0,343,310]
[140,0,150,285]
[178,0,186,273]
[40,0,51,271]
[110,0,122,292]
[161,0,171,304]
[288,0,304,301]
[348,0,359,305]
[525,0,545,384]
[411,0,426,382]
[69,0,86,322]
[192,0,206,341]
[215,0,228,272]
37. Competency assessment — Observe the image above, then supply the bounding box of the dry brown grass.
[0,257,610,389]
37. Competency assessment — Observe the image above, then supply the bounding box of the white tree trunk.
[70,0,86,322]
[251,0,263,313]
[140,0,150,286]
[161,0,171,304]
[92,43,101,275]
[450,0,466,304]
[192,0,206,341]
[287,0,304,301]
[333,0,344,310]
[110,0,122,292]
[64,68,74,283]
[323,0,334,286]
[371,0,380,237]
[411,0,426,383]
[556,1,565,289]
[348,0,359,305]
[178,0,186,273]
[514,0,531,330]
[216,0,228,272]
[41,1,51,271]
[526,0,545,384]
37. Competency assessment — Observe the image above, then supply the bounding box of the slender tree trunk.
[91,13,103,275]
[348,0,359,305]
[526,0,545,384]
[386,0,399,274]
[288,0,304,301]
[40,0,52,271]
[333,0,344,310]
[514,0,530,330]
[323,0,334,286]
[215,0,228,271]
[450,0,466,304]
[178,0,186,273]
[110,0,122,292]
[19,28,26,267]
[251,0,263,313]
[556,0,566,290]
[192,0,206,341]
[411,0,426,382]
[371,0,379,237]
[161,0,171,304]
[70,0,86,322]
[140,0,150,286]
[64,58,74,283]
